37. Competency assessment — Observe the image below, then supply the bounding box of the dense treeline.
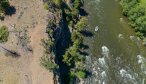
[0,0,10,19]
[120,0,146,39]
[41,0,88,83]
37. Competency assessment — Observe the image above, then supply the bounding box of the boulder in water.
[118,34,124,39]
[95,26,99,32]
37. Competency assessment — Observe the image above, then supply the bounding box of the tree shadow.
[79,8,88,16]
[80,44,89,49]
[80,30,93,37]
[79,51,89,56]
[85,71,92,78]
[0,17,4,21]
[5,6,16,16]
[4,49,20,58]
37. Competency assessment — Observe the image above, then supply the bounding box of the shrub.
[44,3,49,10]
[54,0,63,7]
[40,54,58,71]
[75,70,86,78]
[71,70,86,79]
[0,26,9,42]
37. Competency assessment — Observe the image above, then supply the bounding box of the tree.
[0,0,10,18]
[63,51,73,66]
[54,0,63,7]
[75,17,88,31]
[71,31,83,42]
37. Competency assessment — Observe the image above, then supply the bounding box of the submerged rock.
[95,26,99,32]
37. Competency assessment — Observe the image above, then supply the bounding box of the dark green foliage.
[76,17,88,31]
[73,0,81,10]
[0,26,9,43]
[0,0,10,18]
[120,0,146,38]
[43,0,88,83]
[62,0,88,80]
[71,31,82,42]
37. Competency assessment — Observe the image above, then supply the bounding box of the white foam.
[102,46,109,57]
[137,55,145,64]
[99,57,106,66]
[142,78,145,84]
[137,55,146,75]
[120,69,133,79]
[96,0,101,2]
[120,69,127,77]
[101,71,106,78]
[119,69,137,84]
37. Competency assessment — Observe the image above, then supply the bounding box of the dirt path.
[0,0,53,84]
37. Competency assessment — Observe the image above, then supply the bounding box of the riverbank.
[120,0,146,40]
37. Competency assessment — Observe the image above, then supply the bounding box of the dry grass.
[0,0,53,84]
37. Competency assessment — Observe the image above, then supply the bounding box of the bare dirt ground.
[0,0,53,84]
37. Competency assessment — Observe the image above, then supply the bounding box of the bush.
[44,3,49,10]
[63,50,73,66]
[0,26,9,42]
[70,70,86,79]
[40,54,58,71]
[75,70,86,78]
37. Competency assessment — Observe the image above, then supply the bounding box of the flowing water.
[83,0,146,84]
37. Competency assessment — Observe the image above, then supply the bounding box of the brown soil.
[0,0,53,84]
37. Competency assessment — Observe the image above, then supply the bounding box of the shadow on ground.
[5,6,16,16]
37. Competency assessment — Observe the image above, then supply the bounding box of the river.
[83,0,146,84]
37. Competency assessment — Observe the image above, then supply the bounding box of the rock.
[130,36,135,40]
[118,34,124,39]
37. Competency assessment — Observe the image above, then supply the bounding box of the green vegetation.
[40,54,58,71]
[120,0,146,39]
[43,3,49,10]
[0,26,9,43]
[42,0,88,83]
[54,0,63,7]
[62,0,88,82]
[0,0,10,18]
[41,37,58,72]
[75,17,88,31]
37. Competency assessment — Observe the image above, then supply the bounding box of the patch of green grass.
[0,26,9,43]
